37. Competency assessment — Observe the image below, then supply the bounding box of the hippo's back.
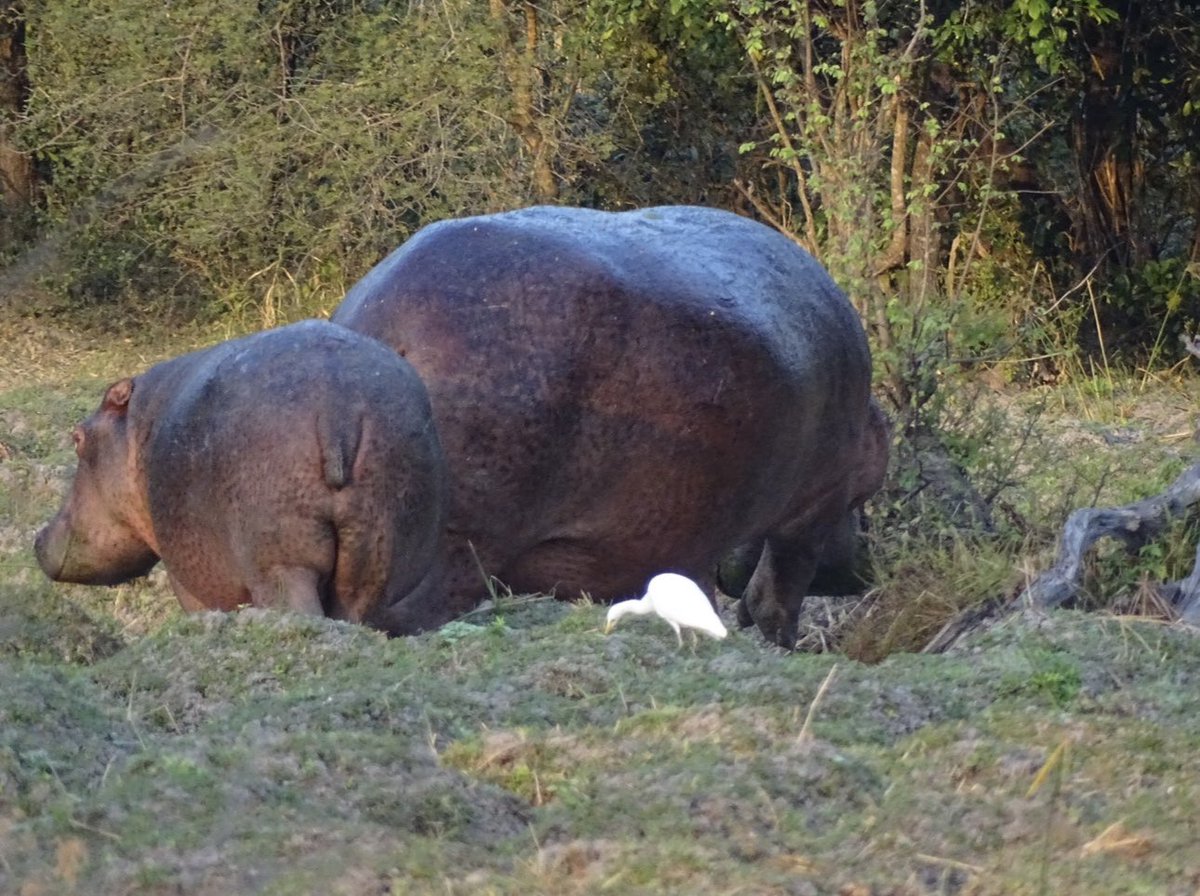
[336,206,865,372]
[142,320,446,620]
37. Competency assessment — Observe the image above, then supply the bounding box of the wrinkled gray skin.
[35,320,446,630]
[332,205,889,648]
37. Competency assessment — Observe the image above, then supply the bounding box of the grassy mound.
[3,312,1200,893]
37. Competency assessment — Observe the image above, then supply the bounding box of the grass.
[10,604,1197,894]
[3,308,1200,893]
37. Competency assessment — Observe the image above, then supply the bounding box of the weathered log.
[1158,538,1200,624]
[1019,461,1200,623]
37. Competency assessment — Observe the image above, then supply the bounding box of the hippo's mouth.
[34,522,159,585]
[33,523,69,580]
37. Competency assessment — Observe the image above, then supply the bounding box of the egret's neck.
[612,597,654,621]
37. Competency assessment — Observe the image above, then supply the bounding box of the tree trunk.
[0,1,35,246]
[1070,0,1145,274]
[489,0,557,201]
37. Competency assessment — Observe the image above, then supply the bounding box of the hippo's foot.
[741,534,819,650]
[743,594,799,650]
[736,597,754,629]
[744,549,811,647]
[736,594,798,648]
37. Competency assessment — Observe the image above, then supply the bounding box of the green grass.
[3,311,1200,893]
[4,596,1198,894]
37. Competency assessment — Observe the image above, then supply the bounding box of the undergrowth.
[849,356,1200,659]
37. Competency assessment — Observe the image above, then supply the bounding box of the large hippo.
[332,205,889,648]
[34,320,446,629]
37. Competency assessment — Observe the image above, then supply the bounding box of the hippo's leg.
[739,504,847,649]
[326,520,391,623]
[167,570,210,613]
[250,567,324,617]
[718,539,765,601]
[738,537,819,649]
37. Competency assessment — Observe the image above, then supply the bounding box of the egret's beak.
[604,620,614,635]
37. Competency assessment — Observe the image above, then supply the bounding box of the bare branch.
[733,179,816,255]
[746,52,819,251]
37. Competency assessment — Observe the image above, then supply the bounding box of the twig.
[914,853,983,873]
[797,663,838,744]
[733,179,813,254]
[467,539,502,603]
[68,817,121,843]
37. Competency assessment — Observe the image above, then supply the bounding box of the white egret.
[604,573,728,647]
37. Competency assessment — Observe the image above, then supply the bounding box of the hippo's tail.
[317,408,363,490]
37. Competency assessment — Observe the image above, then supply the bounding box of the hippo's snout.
[34,521,69,580]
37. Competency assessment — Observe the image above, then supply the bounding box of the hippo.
[34,320,446,630]
[332,205,889,648]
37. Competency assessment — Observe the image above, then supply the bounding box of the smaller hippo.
[34,320,446,630]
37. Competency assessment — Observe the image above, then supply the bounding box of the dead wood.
[1019,461,1200,624]
[922,595,1011,654]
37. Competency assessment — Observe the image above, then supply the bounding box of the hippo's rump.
[332,206,873,599]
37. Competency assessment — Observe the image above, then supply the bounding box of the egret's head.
[604,598,646,634]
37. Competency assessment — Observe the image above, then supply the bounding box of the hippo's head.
[35,378,159,585]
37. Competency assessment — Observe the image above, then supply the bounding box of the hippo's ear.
[103,378,134,413]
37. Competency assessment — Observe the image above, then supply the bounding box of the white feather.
[605,573,727,646]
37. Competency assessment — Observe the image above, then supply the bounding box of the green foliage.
[14,0,756,315]
[587,0,732,57]
[719,0,1066,429]
[1,0,1187,381]
[560,0,749,208]
[23,0,525,313]
[1002,644,1083,707]
[1098,258,1200,362]
[1082,513,1200,611]
[936,0,1119,74]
